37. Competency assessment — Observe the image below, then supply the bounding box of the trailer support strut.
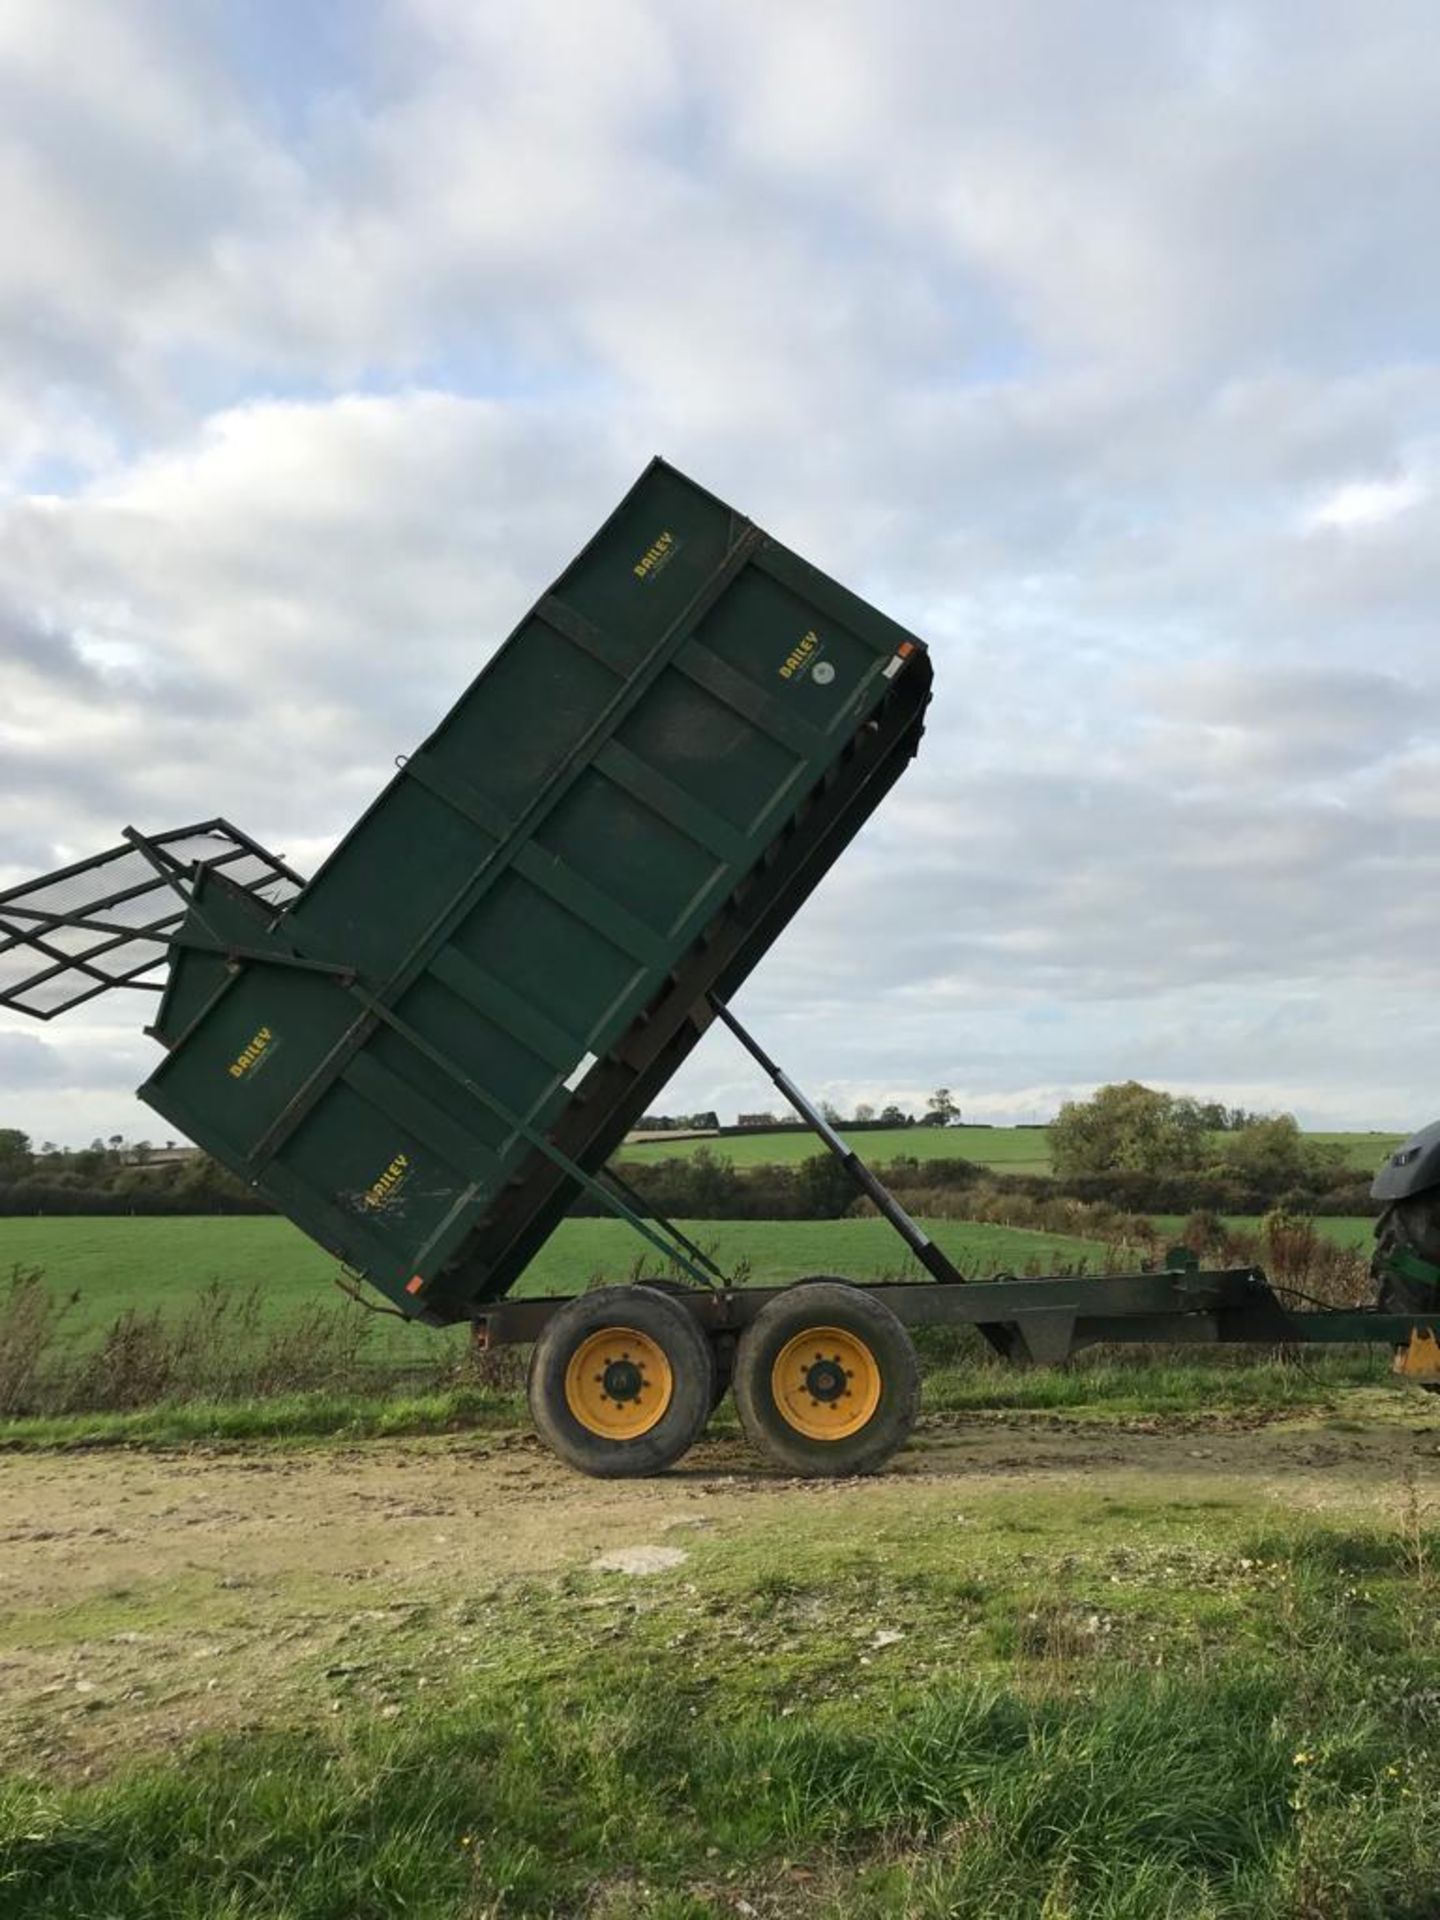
[705,994,1014,1354]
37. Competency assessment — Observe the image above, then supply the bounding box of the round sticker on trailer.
[812,660,836,686]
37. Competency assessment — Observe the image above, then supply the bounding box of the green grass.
[1306,1130,1407,1169]
[920,1349,1392,1413]
[617,1126,1406,1175]
[3,1475,1438,1917]
[0,1349,1392,1451]
[0,1386,523,1450]
[0,1214,1113,1337]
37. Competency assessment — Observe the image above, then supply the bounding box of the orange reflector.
[406,1275,425,1295]
[898,640,916,656]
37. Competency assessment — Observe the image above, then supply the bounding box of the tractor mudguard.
[1372,1120,1440,1203]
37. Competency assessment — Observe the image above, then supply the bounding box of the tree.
[674,1147,741,1215]
[0,1129,32,1181]
[794,1153,857,1219]
[1219,1115,1343,1188]
[879,1105,910,1126]
[853,1102,876,1125]
[1050,1082,1209,1176]
[927,1088,959,1126]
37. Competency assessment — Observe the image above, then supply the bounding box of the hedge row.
[0,1149,1381,1222]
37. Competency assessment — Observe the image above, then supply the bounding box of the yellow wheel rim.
[771,1325,882,1441]
[564,1326,673,1439]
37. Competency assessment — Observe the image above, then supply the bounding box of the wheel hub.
[564,1326,674,1439]
[803,1356,848,1403]
[771,1324,882,1441]
[601,1358,645,1403]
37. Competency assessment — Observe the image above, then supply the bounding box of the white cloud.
[1304,474,1426,531]
[2,0,1440,1142]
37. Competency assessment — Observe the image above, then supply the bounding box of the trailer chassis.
[474,997,1440,1386]
[477,1266,1440,1370]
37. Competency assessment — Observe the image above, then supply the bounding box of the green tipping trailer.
[3,458,1438,1478]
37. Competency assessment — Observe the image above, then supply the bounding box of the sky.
[2,0,1439,1147]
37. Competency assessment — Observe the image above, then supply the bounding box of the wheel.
[638,1279,733,1410]
[528,1285,716,1477]
[733,1280,919,1477]
[1374,1200,1440,1308]
[1374,1206,1440,1393]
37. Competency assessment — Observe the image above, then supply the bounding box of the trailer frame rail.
[475,1266,1440,1365]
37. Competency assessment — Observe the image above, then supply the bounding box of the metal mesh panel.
[0,821,304,1020]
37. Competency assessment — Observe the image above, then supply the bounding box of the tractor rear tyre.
[733,1280,919,1477]
[1374,1204,1440,1393]
[528,1285,716,1477]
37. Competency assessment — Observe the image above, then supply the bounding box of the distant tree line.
[0,1084,1379,1223]
[0,1131,268,1216]
[578,1154,1374,1233]
[639,1088,964,1134]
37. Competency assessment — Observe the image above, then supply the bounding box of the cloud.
[1133,663,1433,782]
[0,1031,62,1089]
[1304,474,1426,532]
[2,1,1440,1142]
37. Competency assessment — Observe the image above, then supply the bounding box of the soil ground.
[4,1394,1437,1780]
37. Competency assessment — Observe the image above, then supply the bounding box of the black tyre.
[528,1285,716,1477]
[639,1279,734,1410]
[733,1280,919,1477]
[1374,1205,1440,1393]
[1374,1200,1440,1309]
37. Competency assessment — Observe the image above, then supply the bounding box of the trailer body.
[133,461,932,1321]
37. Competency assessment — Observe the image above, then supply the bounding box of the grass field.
[0,1213,1116,1342]
[618,1124,1406,1175]
[2,1210,1429,1913]
[0,1212,1379,1354]
[2,1399,1438,1917]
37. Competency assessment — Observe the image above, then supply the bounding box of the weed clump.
[0,1270,497,1418]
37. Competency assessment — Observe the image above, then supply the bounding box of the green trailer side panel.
[139,459,932,1321]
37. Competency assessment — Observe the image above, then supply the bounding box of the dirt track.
[3,1400,1438,1774]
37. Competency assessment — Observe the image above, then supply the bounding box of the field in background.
[618,1123,1405,1173]
[0,1213,1117,1342]
[0,1209,1380,1331]
[0,1210,1381,1429]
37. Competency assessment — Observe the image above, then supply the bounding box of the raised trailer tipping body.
[2,459,1436,1478]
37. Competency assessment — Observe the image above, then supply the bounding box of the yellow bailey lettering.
[779,630,821,680]
[362,1152,411,1210]
[632,529,676,580]
[227,1026,274,1079]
